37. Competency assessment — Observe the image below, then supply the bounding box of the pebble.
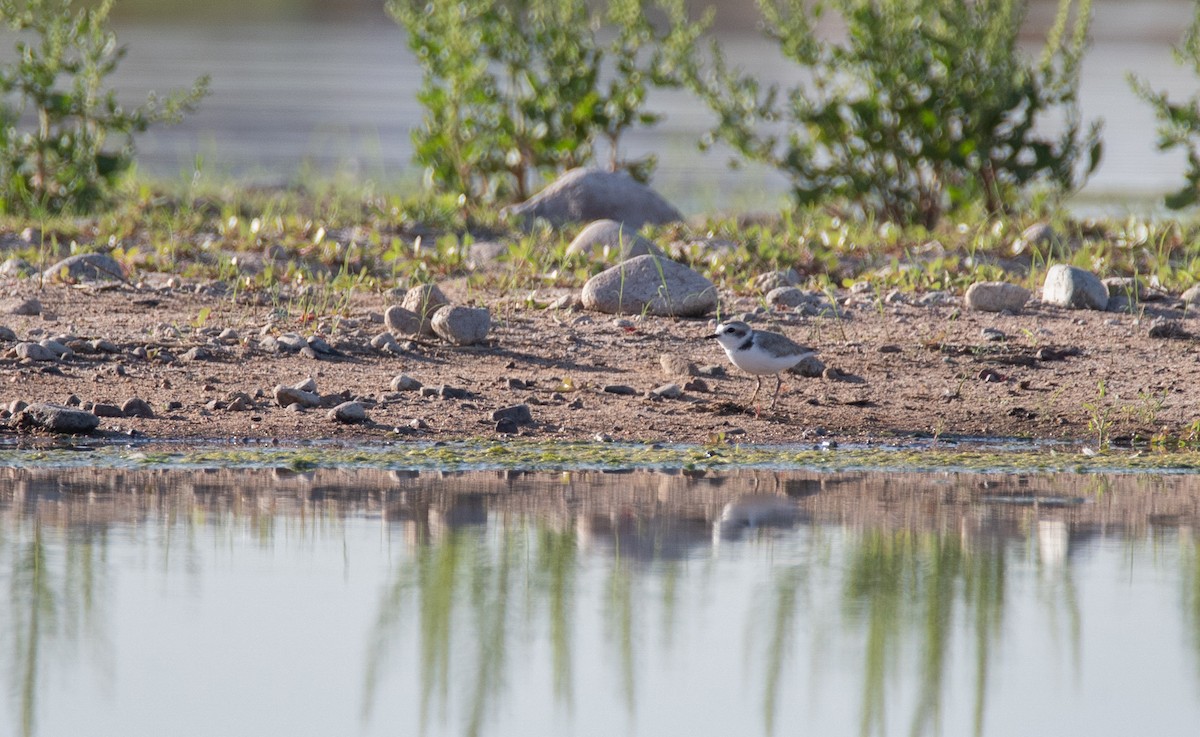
[649,383,683,399]
[390,374,422,392]
[307,335,338,355]
[495,417,520,434]
[218,328,240,343]
[765,287,822,309]
[431,305,491,345]
[603,384,638,395]
[39,339,73,359]
[659,353,697,377]
[981,327,1007,342]
[491,404,533,425]
[276,333,308,352]
[15,403,100,434]
[121,397,155,418]
[421,385,470,400]
[371,332,405,355]
[329,401,368,424]
[696,364,726,377]
[15,342,56,361]
[5,298,41,316]
[181,346,213,361]
[273,384,321,408]
[384,305,422,336]
[1148,319,1190,339]
[227,393,255,411]
[790,354,826,378]
[753,269,802,293]
[0,326,16,341]
[1011,223,1059,255]
[293,377,318,393]
[92,403,123,418]
[964,281,1030,313]
[683,378,709,393]
[408,418,429,430]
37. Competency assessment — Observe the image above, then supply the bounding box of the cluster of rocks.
[380,283,491,350]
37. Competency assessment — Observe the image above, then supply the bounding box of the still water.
[3,465,1200,737]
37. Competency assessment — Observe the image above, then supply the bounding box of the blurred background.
[8,0,1197,214]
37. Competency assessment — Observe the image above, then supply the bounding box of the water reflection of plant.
[2,521,109,737]
[842,530,1006,737]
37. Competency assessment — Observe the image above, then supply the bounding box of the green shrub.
[1130,3,1200,209]
[0,0,208,214]
[387,0,705,204]
[673,0,1102,227]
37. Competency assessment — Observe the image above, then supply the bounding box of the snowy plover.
[708,320,815,410]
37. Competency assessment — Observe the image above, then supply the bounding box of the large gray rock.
[565,220,664,260]
[1042,264,1108,310]
[42,253,126,283]
[502,167,682,229]
[431,305,491,345]
[581,254,717,317]
[14,342,56,361]
[15,403,100,433]
[964,281,1030,313]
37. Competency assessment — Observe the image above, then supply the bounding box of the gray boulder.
[964,281,1030,313]
[42,253,126,283]
[14,342,56,361]
[329,401,368,424]
[431,305,491,345]
[566,220,665,260]
[1041,264,1108,310]
[273,384,321,409]
[15,403,100,433]
[502,167,682,229]
[581,254,717,317]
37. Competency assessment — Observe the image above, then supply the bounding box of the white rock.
[964,281,1030,313]
[1042,264,1108,310]
[431,306,491,345]
[581,255,717,317]
[565,219,664,260]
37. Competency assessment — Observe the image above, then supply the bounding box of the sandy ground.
[1,277,1197,446]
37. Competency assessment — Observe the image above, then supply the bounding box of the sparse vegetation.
[0,0,208,214]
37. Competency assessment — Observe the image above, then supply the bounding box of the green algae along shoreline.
[4,437,1200,474]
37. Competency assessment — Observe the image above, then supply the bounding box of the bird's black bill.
[705,333,720,340]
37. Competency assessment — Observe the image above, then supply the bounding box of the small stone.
[39,339,72,359]
[14,342,55,361]
[581,255,717,317]
[276,333,308,352]
[696,364,727,378]
[565,219,665,260]
[5,298,41,316]
[659,354,697,377]
[92,403,123,418]
[15,403,100,434]
[650,383,683,399]
[1011,223,1059,255]
[181,346,212,361]
[431,305,491,346]
[0,326,16,341]
[593,432,614,443]
[121,397,155,418]
[384,305,422,336]
[390,374,422,392]
[766,287,821,309]
[166,400,184,411]
[293,377,318,394]
[423,385,469,400]
[964,281,1030,313]
[1041,264,1108,310]
[1181,284,1200,305]
[683,378,709,393]
[307,335,338,355]
[981,327,1007,342]
[329,401,368,424]
[371,332,405,354]
[790,354,826,378]
[218,328,240,343]
[1148,319,1190,339]
[408,418,429,430]
[491,404,533,425]
[603,384,638,396]
[273,384,321,408]
[495,417,520,434]
[226,393,255,411]
[754,269,802,293]
[90,338,119,353]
